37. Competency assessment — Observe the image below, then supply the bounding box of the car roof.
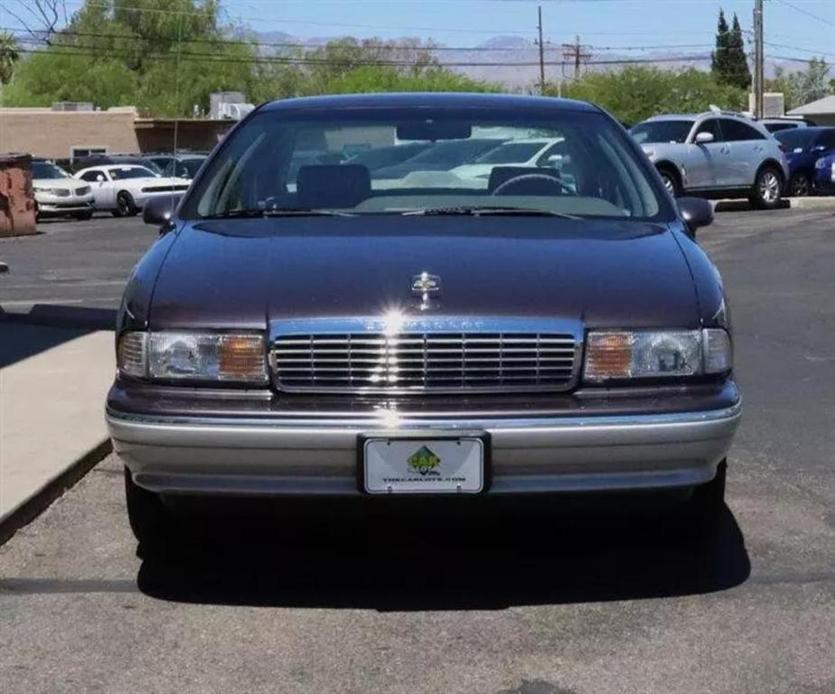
[259,92,599,114]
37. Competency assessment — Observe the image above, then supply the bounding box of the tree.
[727,14,752,90]
[552,66,747,124]
[766,59,832,110]
[793,57,831,105]
[0,32,21,85]
[711,10,730,79]
[712,10,750,89]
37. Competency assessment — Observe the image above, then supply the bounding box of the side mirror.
[678,197,714,238]
[142,194,182,232]
[694,131,715,145]
[95,174,105,183]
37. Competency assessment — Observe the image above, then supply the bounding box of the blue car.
[814,153,835,195]
[774,127,835,196]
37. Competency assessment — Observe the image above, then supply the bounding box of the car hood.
[147,216,699,331]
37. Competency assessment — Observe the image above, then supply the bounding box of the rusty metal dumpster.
[0,153,37,237]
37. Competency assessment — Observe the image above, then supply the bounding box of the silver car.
[631,111,789,209]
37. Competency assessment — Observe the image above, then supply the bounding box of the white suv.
[631,111,789,209]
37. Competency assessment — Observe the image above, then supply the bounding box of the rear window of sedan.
[184,107,667,222]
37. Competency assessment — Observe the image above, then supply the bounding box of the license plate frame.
[358,432,491,495]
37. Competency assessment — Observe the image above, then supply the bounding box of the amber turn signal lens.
[218,335,266,381]
[584,332,632,380]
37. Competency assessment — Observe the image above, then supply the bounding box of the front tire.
[125,466,172,550]
[657,165,682,198]
[789,172,810,197]
[683,459,726,535]
[750,166,783,209]
[114,191,137,217]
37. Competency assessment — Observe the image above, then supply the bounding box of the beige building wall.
[0,107,140,159]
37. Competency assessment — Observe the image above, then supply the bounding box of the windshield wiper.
[403,206,581,220]
[201,207,355,219]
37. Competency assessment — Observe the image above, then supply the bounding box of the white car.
[73,165,190,217]
[450,138,566,180]
[31,159,94,220]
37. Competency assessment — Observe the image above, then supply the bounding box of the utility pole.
[753,0,765,118]
[561,35,592,80]
[536,5,546,95]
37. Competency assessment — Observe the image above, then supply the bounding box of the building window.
[71,146,107,162]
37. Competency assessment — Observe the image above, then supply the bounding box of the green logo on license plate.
[408,446,441,476]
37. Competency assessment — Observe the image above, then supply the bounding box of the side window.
[721,119,766,142]
[817,131,835,149]
[80,170,102,182]
[694,119,723,142]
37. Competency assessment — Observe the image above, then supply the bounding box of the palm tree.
[0,32,21,85]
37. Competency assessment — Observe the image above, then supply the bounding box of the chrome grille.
[271,332,579,393]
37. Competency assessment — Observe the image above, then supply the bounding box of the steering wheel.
[491,172,576,197]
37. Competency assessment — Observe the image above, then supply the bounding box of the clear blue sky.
[3,0,834,58]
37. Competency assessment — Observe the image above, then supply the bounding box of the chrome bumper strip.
[107,401,741,496]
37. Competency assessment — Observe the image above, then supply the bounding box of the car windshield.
[184,108,665,221]
[630,120,694,144]
[108,167,157,180]
[32,162,69,179]
[774,129,819,150]
[475,141,549,164]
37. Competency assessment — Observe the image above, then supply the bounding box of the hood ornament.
[411,272,441,311]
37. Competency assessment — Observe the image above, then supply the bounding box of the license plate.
[361,436,485,495]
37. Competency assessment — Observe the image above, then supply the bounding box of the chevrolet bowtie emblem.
[411,272,441,295]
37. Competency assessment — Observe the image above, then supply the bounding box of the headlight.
[117,331,267,383]
[583,328,731,382]
[32,186,53,194]
[815,157,826,169]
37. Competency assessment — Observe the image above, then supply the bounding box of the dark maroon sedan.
[106,93,740,547]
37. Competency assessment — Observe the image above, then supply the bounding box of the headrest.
[296,164,371,209]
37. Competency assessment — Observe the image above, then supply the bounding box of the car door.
[687,118,728,189]
[80,170,109,208]
[720,118,768,187]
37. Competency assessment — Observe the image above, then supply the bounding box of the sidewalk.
[0,323,114,526]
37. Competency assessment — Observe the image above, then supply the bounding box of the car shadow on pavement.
[136,499,751,611]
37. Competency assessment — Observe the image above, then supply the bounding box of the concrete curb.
[713,196,835,213]
[0,438,113,547]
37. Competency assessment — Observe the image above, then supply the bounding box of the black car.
[106,93,740,548]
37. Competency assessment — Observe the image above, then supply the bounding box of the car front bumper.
[36,195,94,214]
[107,399,741,497]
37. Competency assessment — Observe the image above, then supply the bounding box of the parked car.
[630,111,789,209]
[73,154,164,175]
[73,164,190,217]
[30,159,94,220]
[774,127,835,196]
[373,138,507,179]
[107,93,740,549]
[344,142,433,172]
[145,154,207,180]
[759,117,815,133]
[813,153,835,194]
[450,138,566,180]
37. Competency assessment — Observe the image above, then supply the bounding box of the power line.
[7,26,792,56]
[561,36,592,79]
[773,0,835,29]
[14,45,726,67]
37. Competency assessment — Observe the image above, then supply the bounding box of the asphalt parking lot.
[1,208,834,693]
